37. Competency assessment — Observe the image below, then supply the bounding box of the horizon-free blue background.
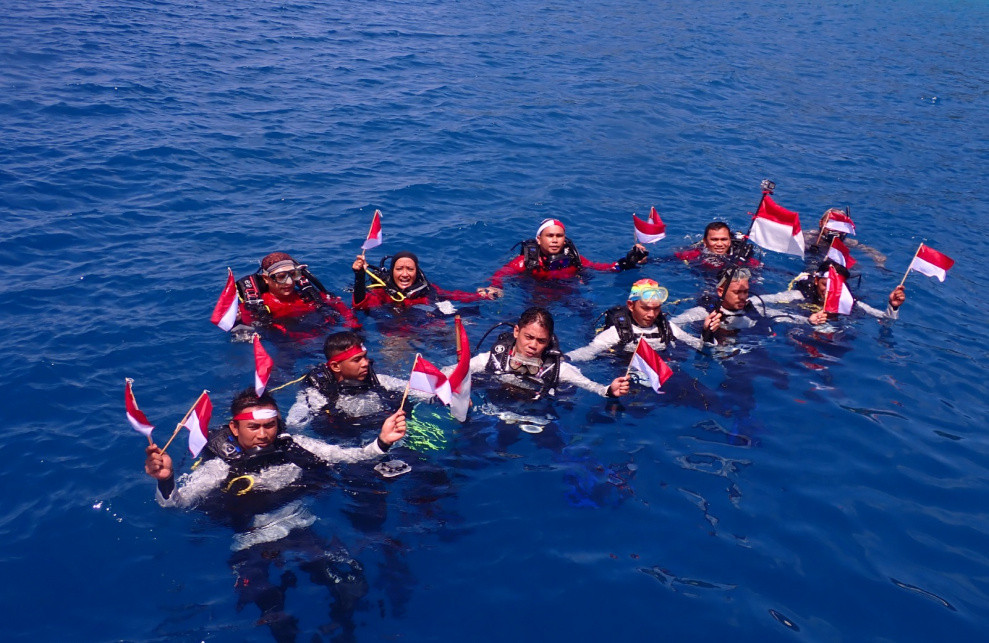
[2,1,987,640]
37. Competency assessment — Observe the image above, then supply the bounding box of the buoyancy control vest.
[485,331,563,399]
[236,268,333,325]
[601,305,674,347]
[204,426,323,484]
[519,238,583,272]
[303,362,389,406]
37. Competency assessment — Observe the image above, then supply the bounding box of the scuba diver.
[671,267,808,345]
[143,389,406,642]
[234,252,359,334]
[287,331,433,431]
[459,306,631,400]
[674,221,760,271]
[351,250,498,312]
[802,207,888,268]
[788,259,905,324]
[567,278,717,361]
[487,218,649,290]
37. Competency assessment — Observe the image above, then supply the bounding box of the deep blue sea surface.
[2,0,987,640]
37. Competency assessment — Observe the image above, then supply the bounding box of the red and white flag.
[824,265,854,315]
[632,206,667,244]
[409,354,452,405]
[749,194,805,257]
[908,243,954,282]
[181,391,212,457]
[125,378,155,437]
[628,338,673,393]
[253,334,273,396]
[448,316,472,422]
[827,237,857,269]
[211,268,240,332]
[823,210,856,235]
[362,209,383,251]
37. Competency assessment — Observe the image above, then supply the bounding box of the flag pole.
[161,390,207,456]
[398,354,419,410]
[625,338,642,379]
[454,315,462,354]
[126,378,155,446]
[898,242,924,288]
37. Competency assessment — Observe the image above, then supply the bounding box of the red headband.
[328,344,367,363]
[536,219,565,236]
[232,408,279,421]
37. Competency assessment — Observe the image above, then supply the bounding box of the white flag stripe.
[749,218,805,257]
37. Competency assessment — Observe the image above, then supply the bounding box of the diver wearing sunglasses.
[568,279,716,362]
[232,252,358,333]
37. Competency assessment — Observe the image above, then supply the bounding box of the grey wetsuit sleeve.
[855,299,899,320]
[291,434,385,464]
[670,306,710,326]
[156,458,230,508]
[758,290,806,305]
[286,386,328,429]
[558,362,609,397]
[567,327,621,362]
[668,321,704,352]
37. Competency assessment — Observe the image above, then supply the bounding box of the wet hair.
[516,306,554,336]
[323,331,364,360]
[389,251,420,276]
[260,252,297,272]
[716,266,752,290]
[230,388,279,417]
[704,221,731,238]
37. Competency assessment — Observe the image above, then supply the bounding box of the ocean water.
[2,0,987,640]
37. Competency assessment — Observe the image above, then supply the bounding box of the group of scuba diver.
[142,209,909,641]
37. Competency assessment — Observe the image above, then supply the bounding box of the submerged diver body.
[144,389,406,642]
[235,252,359,336]
[488,218,648,291]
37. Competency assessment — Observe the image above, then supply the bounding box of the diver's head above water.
[626,278,669,328]
[512,306,554,363]
[260,252,306,299]
[535,219,567,256]
[229,388,281,450]
[716,267,752,311]
[323,331,370,382]
[388,251,420,291]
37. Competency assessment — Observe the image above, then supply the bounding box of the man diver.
[792,259,905,324]
[234,252,359,334]
[460,307,631,399]
[143,389,407,642]
[287,331,431,429]
[671,267,806,344]
[674,221,759,270]
[487,218,648,291]
[567,278,718,361]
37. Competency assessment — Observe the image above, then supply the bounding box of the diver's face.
[263,269,298,298]
[392,258,418,289]
[537,225,566,255]
[328,349,370,381]
[704,228,731,255]
[815,277,828,302]
[628,300,662,328]
[718,279,750,311]
[512,322,550,359]
[229,406,279,450]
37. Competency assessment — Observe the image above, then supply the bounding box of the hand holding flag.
[626,338,673,393]
[632,207,667,244]
[211,268,241,332]
[253,334,273,396]
[125,378,155,444]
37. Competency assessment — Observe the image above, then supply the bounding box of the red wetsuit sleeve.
[432,285,485,303]
[490,256,526,289]
[353,288,392,311]
[675,248,702,261]
[580,256,619,272]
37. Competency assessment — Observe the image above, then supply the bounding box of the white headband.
[536,219,565,237]
[232,408,279,421]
